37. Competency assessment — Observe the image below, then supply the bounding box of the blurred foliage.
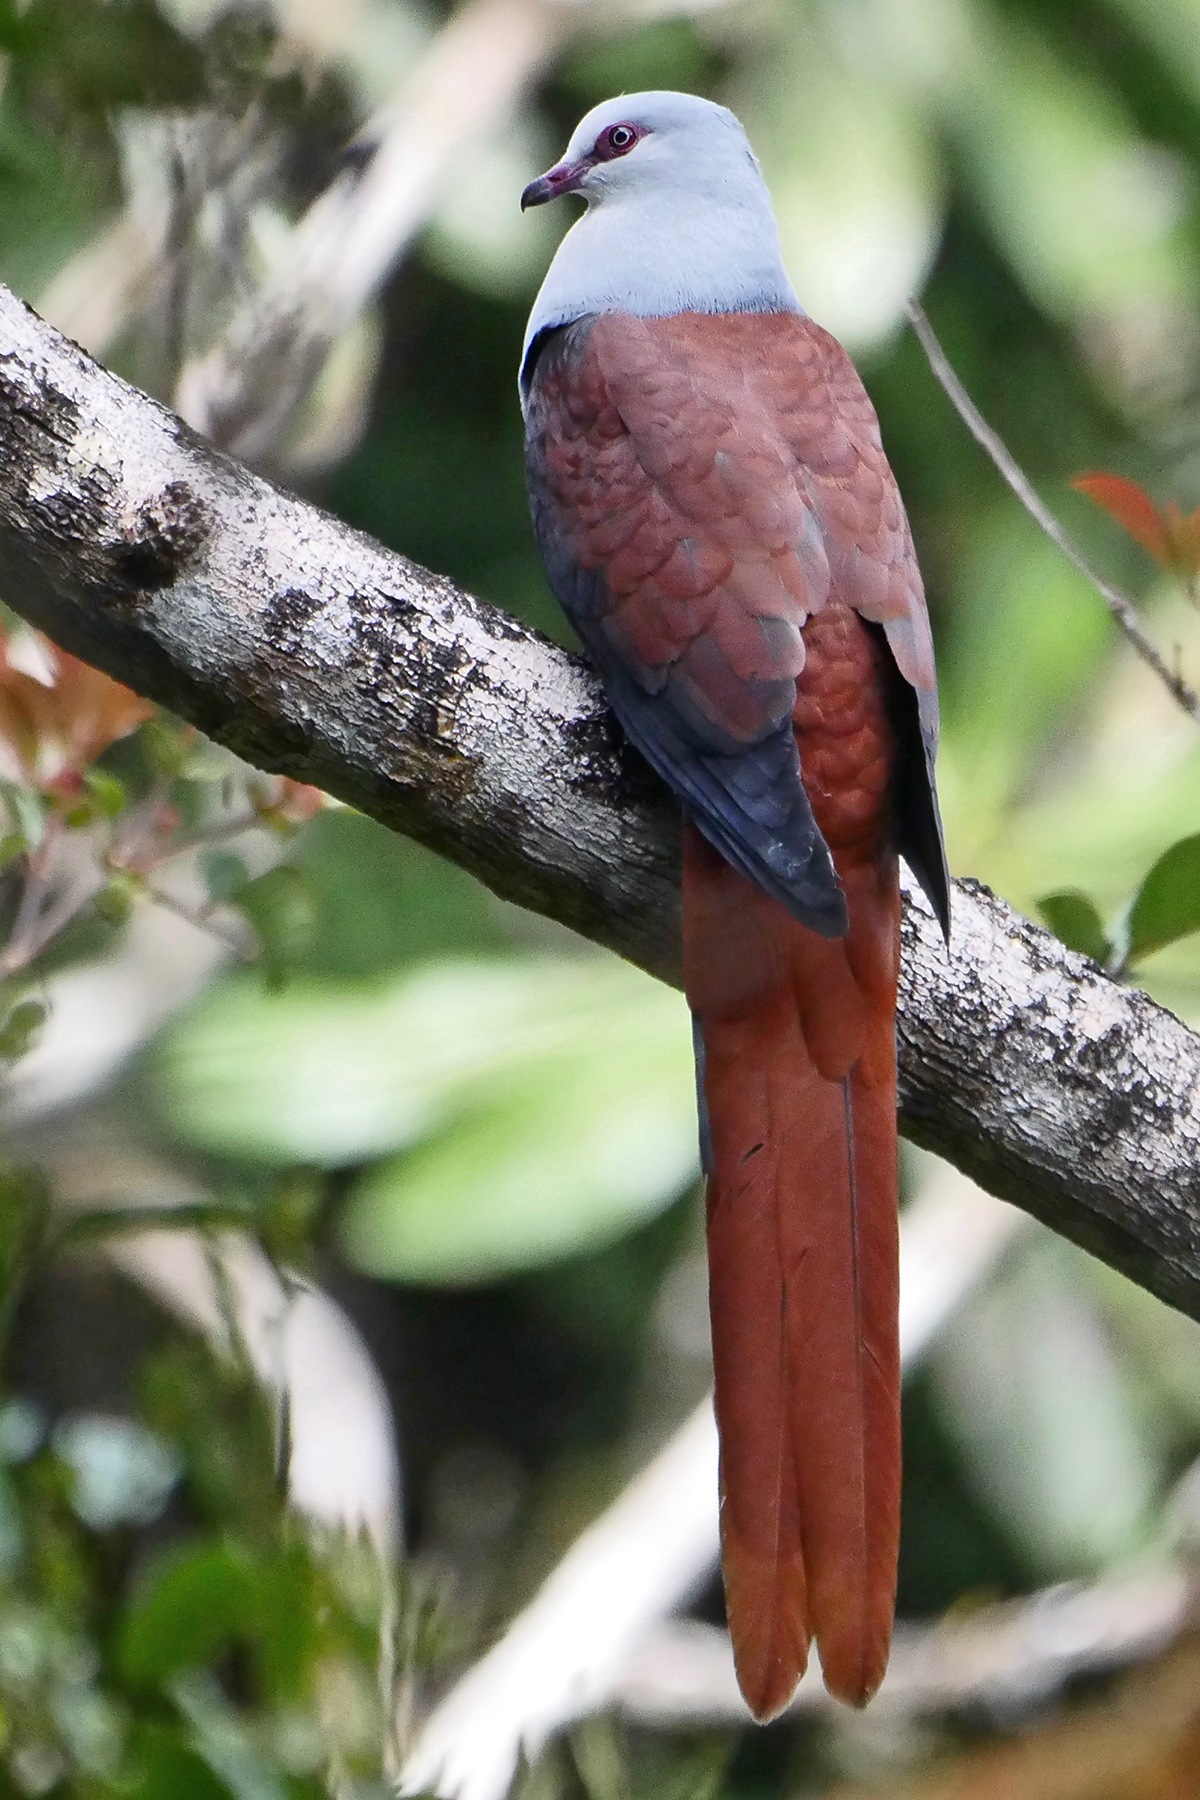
[3,0,1200,1797]
[0,1173,409,1800]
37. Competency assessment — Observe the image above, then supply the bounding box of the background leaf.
[1037,890,1113,964]
[145,957,694,1173]
[120,1541,258,1687]
[1071,472,1170,565]
[1126,833,1200,965]
[340,1037,697,1284]
[232,867,320,990]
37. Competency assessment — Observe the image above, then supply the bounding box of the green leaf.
[1125,833,1200,965]
[119,1540,258,1686]
[1036,890,1112,964]
[0,782,46,849]
[203,851,249,906]
[941,513,1113,818]
[148,957,694,1173]
[170,1673,293,1800]
[292,811,502,981]
[83,766,127,818]
[130,1724,237,1800]
[59,1198,254,1245]
[250,1540,317,1701]
[0,998,45,1063]
[139,718,192,781]
[340,978,697,1283]
[232,867,319,989]
[93,871,140,926]
[0,832,26,872]
[0,1166,52,1308]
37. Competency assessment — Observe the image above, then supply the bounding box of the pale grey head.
[520,91,801,388]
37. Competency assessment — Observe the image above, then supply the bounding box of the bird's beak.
[520,160,585,210]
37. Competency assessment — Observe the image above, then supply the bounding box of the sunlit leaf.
[1036,890,1112,964]
[939,509,1113,829]
[82,765,127,818]
[0,781,47,849]
[340,1026,698,1284]
[1126,833,1200,965]
[53,1414,179,1531]
[952,11,1194,389]
[747,30,942,350]
[147,957,694,1172]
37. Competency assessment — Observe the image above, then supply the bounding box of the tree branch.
[2,285,1199,1319]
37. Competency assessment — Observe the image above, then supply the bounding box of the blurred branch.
[906,301,1200,724]
[174,0,572,456]
[398,1177,1026,1800]
[0,816,71,976]
[615,1568,1199,1728]
[108,1227,401,1547]
[3,288,1200,1323]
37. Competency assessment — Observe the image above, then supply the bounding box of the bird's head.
[520,91,758,214]
[518,88,798,379]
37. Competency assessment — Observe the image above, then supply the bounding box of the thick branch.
[2,286,1199,1318]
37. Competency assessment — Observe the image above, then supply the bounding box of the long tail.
[683,823,901,1719]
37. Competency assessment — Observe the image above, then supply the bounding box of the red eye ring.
[596,122,640,160]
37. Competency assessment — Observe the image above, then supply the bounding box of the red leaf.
[1162,502,1200,582]
[0,628,153,787]
[1071,472,1171,566]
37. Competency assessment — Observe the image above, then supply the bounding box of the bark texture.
[1,286,1198,1317]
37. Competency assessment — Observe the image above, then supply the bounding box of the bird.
[519,90,949,1721]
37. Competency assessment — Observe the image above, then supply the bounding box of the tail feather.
[684,826,901,1718]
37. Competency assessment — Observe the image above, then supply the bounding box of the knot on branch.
[112,482,210,592]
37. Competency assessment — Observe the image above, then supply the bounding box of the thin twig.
[144,883,254,957]
[0,815,64,976]
[12,867,105,969]
[906,300,1200,725]
[127,808,262,873]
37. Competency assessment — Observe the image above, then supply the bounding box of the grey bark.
[1,285,1198,1319]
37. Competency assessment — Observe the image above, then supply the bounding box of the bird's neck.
[522,190,802,370]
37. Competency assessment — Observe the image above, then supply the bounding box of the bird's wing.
[525,309,845,935]
[523,308,948,936]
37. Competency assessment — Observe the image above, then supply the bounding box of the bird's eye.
[597,122,640,159]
